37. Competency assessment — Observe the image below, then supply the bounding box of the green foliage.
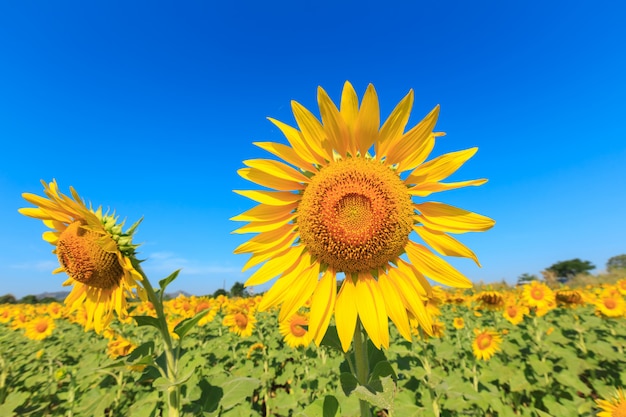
[18,295,38,304]
[547,258,595,282]
[0,295,16,304]
[517,273,538,286]
[229,282,246,298]
[607,254,626,272]
[212,288,228,298]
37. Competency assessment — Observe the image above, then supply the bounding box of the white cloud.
[11,260,59,272]
[142,251,242,276]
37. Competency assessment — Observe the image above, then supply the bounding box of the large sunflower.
[233,82,495,351]
[19,180,145,333]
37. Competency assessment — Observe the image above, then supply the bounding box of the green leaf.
[174,309,209,339]
[323,395,339,417]
[352,376,396,412]
[159,270,181,296]
[340,372,359,396]
[369,360,397,383]
[320,326,343,352]
[220,377,261,411]
[133,315,162,330]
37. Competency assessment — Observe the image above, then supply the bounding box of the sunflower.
[522,281,555,312]
[452,317,465,330]
[222,307,257,337]
[24,317,56,341]
[502,302,528,326]
[595,292,626,318]
[596,387,626,417]
[233,82,494,351]
[19,180,145,333]
[107,335,137,359]
[279,312,312,348]
[472,328,502,361]
[555,289,585,307]
[474,290,505,310]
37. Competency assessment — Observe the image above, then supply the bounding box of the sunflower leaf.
[322,395,339,417]
[133,315,163,331]
[158,270,181,297]
[339,372,359,396]
[320,325,343,352]
[174,309,209,339]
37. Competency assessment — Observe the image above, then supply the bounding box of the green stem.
[353,320,371,417]
[134,261,180,417]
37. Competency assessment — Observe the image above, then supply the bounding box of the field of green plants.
[1,284,625,417]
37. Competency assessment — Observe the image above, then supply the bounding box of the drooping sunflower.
[19,180,145,333]
[233,82,495,351]
[279,312,312,348]
[472,328,502,361]
[596,387,626,417]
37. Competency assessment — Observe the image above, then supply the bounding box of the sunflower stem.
[353,319,371,417]
[133,261,180,417]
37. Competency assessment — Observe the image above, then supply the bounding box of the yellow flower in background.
[452,317,465,330]
[247,342,265,359]
[19,180,146,333]
[472,328,502,361]
[502,303,528,326]
[596,387,626,417]
[595,292,626,318]
[24,317,55,341]
[233,82,494,351]
[616,279,626,296]
[474,290,505,310]
[107,335,137,359]
[279,312,312,348]
[555,289,585,308]
[223,308,257,337]
[522,281,555,312]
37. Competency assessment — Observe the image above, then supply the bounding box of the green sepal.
[174,309,209,339]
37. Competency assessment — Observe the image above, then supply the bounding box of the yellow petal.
[340,81,359,154]
[310,270,337,345]
[18,207,50,220]
[258,253,311,311]
[278,261,319,321]
[355,274,389,349]
[240,232,298,271]
[253,141,314,172]
[414,226,480,266]
[267,117,323,165]
[231,212,296,234]
[235,223,297,254]
[335,277,358,352]
[244,245,303,286]
[42,231,59,244]
[233,189,301,206]
[406,147,478,185]
[415,202,496,233]
[354,84,380,154]
[291,100,333,161]
[376,89,414,157]
[388,266,433,335]
[397,258,432,297]
[409,179,488,197]
[318,86,350,157]
[238,168,305,191]
[230,202,298,222]
[405,242,472,288]
[244,159,310,183]
[377,272,412,342]
[399,133,436,173]
[386,105,439,169]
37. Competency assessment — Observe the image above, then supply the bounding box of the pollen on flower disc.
[298,157,413,273]
[56,221,124,290]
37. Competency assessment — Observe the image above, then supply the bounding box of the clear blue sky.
[1,1,625,298]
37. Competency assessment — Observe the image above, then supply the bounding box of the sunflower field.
[1,281,625,417]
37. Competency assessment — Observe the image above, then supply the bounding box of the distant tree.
[546,258,595,283]
[607,254,626,272]
[38,297,58,304]
[517,273,538,286]
[212,288,228,298]
[20,295,38,304]
[230,282,246,298]
[0,294,16,304]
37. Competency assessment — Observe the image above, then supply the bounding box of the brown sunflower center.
[35,320,49,333]
[56,221,123,290]
[604,298,617,310]
[298,158,413,273]
[290,316,308,337]
[531,288,544,300]
[477,334,493,350]
[234,312,248,329]
[506,306,518,317]
[615,401,626,417]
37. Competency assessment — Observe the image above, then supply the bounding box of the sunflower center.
[615,401,626,417]
[298,157,413,273]
[56,221,124,290]
[531,288,544,300]
[35,321,49,333]
[290,316,308,338]
[506,306,518,317]
[477,334,492,350]
[234,313,248,329]
[604,298,617,310]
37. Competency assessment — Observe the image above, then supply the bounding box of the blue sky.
[1,1,625,298]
